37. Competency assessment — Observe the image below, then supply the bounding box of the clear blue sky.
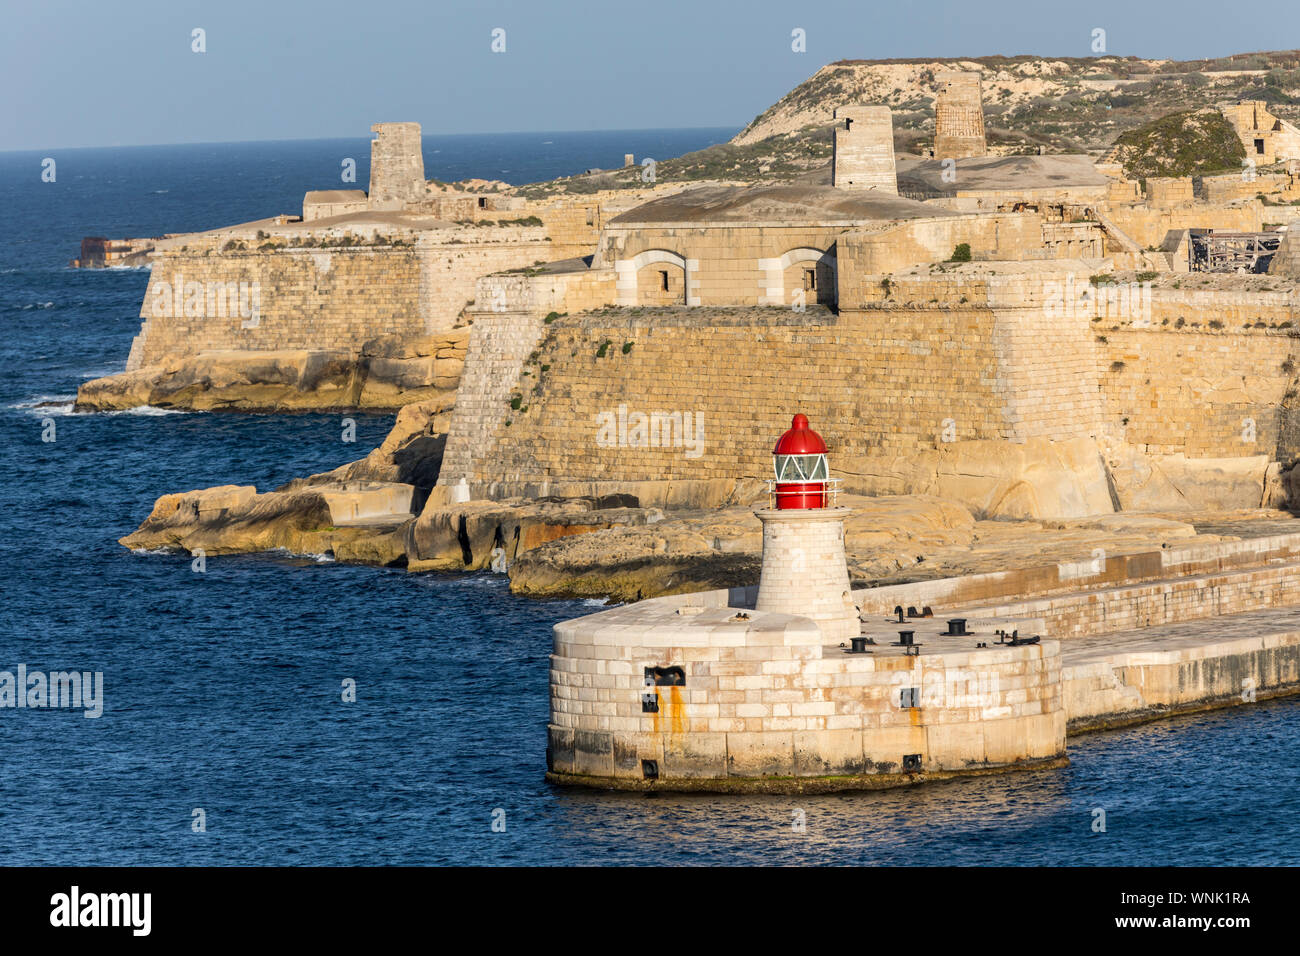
[2,0,1295,151]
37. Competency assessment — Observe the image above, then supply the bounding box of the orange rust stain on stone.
[669,685,685,735]
[519,522,613,553]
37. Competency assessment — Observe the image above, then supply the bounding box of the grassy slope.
[514,50,1300,196]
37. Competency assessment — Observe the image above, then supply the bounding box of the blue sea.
[1,131,1298,866]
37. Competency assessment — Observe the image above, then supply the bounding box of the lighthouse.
[754,414,859,641]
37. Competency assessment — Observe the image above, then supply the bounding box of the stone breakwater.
[546,529,1300,792]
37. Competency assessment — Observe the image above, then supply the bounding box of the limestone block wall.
[1108,180,1142,203]
[1042,222,1105,258]
[302,191,369,221]
[958,562,1300,639]
[1103,202,1264,251]
[922,185,1109,211]
[989,302,1102,443]
[444,270,1300,502]
[124,224,574,369]
[599,224,853,308]
[1099,292,1297,457]
[436,306,547,492]
[855,532,1300,618]
[416,227,562,330]
[835,214,1044,279]
[538,203,603,253]
[126,244,424,370]
[1147,177,1195,206]
[369,122,425,209]
[831,106,897,193]
[1200,172,1289,203]
[464,307,1018,494]
[841,270,1103,445]
[548,597,1063,783]
[933,71,986,160]
[1064,631,1300,726]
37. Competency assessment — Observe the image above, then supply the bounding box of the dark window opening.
[803,267,816,291]
[478,197,487,208]
[1256,139,1266,154]
[645,665,685,687]
[659,270,669,291]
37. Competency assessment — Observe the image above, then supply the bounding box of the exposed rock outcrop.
[119,483,411,566]
[836,437,1115,519]
[76,332,467,413]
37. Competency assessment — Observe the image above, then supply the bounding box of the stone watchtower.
[831,106,898,194]
[368,122,426,210]
[933,71,987,160]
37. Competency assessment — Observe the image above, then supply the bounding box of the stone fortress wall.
[432,73,1300,516]
[116,119,604,376]
[441,257,1300,517]
[84,92,1300,502]
[124,224,580,370]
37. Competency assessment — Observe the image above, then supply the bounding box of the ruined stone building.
[830,106,898,192]
[1223,99,1300,166]
[933,70,987,160]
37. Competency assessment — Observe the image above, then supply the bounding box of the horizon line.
[0,124,743,158]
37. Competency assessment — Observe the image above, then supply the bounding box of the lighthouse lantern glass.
[774,454,827,481]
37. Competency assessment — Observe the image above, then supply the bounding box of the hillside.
[513,50,1300,197]
[735,51,1300,154]
[1107,108,1247,179]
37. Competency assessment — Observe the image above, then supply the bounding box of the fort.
[84,56,1300,789]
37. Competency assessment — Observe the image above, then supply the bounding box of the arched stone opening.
[760,247,837,309]
[614,249,692,306]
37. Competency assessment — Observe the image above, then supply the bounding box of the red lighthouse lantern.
[771,413,833,509]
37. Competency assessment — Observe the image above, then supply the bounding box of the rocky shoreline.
[117,393,1298,600]
[76,332,467,414]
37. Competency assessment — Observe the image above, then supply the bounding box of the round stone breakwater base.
[545,755,1072,794]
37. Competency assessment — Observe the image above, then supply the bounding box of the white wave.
[10,395,192,417]
[103,263,152,271]
[10,395,76,415]
[131,546,181,557]
[266,547,337,563]
[103,405,189,416]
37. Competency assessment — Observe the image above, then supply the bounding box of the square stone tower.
[368,122,426,209]
[831,106,897,193]
[934,71,987,160]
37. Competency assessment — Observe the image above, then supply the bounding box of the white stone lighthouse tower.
[754,414,858,641]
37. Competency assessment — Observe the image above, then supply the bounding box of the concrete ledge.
[545,754,1071,794]
[1067,681,1300,734]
